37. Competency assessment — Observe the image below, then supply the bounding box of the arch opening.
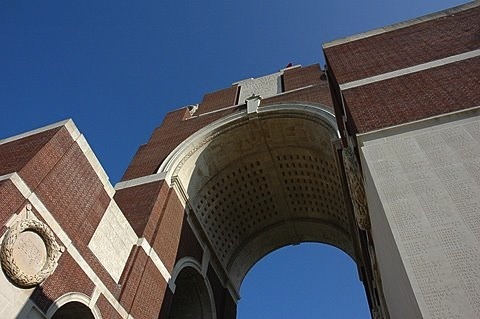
[168,266,215,319]
[238,243,370,318]
[51,301,95,319]
[167,104,362,297]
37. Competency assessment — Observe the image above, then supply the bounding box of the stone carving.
[1,215,62,287]
[342,147,371,230]
[187,104,199,116]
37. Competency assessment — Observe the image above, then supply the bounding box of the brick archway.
[161,103,362,308]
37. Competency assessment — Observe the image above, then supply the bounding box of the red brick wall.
[342,57,480,133]
[122,107,237,180]
[118,247,149,312]
[151,189,187,272]
[19,127,75,190]
[0,126,129,316]
[96,294,123,319]
[122,64,334,182]
[118,248,170,319]
[0,127,129,299]
[324,5,480,84]
[115,181,205,318]
[114,175,206,317]
[1,123,215,319]
[325,5,480,136]
[283,64,324,91]
[0,127,75,193]
[0,180,26,236]
[114,181,167,238]
[129,258,168,319]
[261,84,333,109]
[31,253,94,313]
[30,140,121,294]
[175,217,203,265]
[0,128,61,176]
[34,141,107,241]
[197,85,239,115]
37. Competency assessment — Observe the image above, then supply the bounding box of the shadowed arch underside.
[51,302,95,319]
[164,104,357,293]
[168,266,215,319]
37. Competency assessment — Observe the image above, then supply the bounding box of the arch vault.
[160,103,357,293]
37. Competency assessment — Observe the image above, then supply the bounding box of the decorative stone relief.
[187,104,199,116]
[342,146,371,230]
[1,207,63,287]
[246,94,261,114]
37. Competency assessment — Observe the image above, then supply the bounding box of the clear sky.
[0,1,468,318]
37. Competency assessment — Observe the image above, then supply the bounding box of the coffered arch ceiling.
[161,104,356,293]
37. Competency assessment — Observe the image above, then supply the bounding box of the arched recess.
[168,257,216,319]
[160,103,359,295]
[47,292,101,319]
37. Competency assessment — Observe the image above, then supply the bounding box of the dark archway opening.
[238,243,370,319]
[51,301,95,319]
[168,266,215,319]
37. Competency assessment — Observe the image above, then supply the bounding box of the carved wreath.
[0,219,62,287]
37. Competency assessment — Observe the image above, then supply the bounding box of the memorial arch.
[1,5,478,318]
[160,103,366,297]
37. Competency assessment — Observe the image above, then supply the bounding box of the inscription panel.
[88,200,138,282]
[362,114,480,318]
[12,231,47,277]
[236,72,282,103]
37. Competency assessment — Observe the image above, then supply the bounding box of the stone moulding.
[1,218,63,287]
[342,146,371,230]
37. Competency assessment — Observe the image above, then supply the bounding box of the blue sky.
[0,1,468,318]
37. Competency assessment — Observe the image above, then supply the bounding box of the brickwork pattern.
[122,64,333,182]
[96,294,123,319]
[283,64,323,91]
[0,128,60,176]
[324,6,480,84]
[0,180,25,236]
[29,137,121,294]
[196,85,239,115]
[0,127,123,305]
[261,84,333,109]
[151,189,187,272]
[118,247,149,312]
[35,142,108,244]
[343,57,480,133]
[128,258,168,319]
[31,252,94,313]
[122,108,237,180]
[0,124,190,318]
[175,217,203,265]
[114,181,166,238]
[19,127,74,190]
